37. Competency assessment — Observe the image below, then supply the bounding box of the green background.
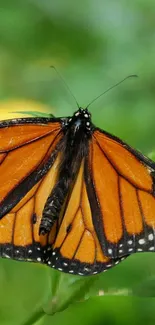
[0,0,155,324]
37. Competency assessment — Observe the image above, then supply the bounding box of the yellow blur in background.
[0,99,52,119]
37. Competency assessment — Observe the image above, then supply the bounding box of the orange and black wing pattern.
[47,159,125,275]
[0,117,63,262]
[0,112,155,277]
[48,126,155,276]
[90,128,155,259]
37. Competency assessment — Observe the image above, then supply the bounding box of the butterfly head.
[74,107,91,118]
[68,108,92,134]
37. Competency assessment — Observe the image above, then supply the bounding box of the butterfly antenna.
[86,74,138,109]
[50,66,80,109]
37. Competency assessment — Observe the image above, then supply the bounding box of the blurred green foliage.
[0,0,155,324]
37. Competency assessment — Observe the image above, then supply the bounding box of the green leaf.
[43,272,98,315]
[12,111,55,118]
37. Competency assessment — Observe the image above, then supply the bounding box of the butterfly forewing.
[91,129,155,258]
[0,118,62,218]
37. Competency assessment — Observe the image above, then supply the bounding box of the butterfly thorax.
[39,108,92,235]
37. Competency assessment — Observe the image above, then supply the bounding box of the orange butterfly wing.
[47,159,125,275]
[0,118,62,218]
[0,117,64,262]
[0,153,61,261]
[1,117,155,276]
[90,128,155,259]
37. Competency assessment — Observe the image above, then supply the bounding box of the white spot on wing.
[149,247,154,251]
[139,239,145,245]
[63,262,68,266]
[148,234,154,241]
[37,257,41,262]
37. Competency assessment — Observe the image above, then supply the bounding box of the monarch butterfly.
[0,94,155,276]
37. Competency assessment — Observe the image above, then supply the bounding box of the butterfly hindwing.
[0,152,61,262]
[48,159,125,275]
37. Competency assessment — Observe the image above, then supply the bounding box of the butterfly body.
[40,108,92,236]
[0,108,155,275]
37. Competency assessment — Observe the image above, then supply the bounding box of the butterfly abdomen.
[39,177,71,235]
[39,146,86,235]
